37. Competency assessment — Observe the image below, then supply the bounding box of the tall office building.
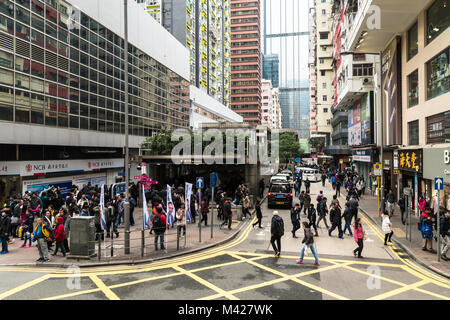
[230,0,262,125]
[0,0,190,201]
[263,54,279,88]
[263,0,310,138]
[136,0,232,107]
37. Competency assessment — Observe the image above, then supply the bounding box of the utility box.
[68,216,96,259]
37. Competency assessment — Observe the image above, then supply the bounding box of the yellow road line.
[42,288,102,300]
[413,287,450,300]
[89,275,120,300]
[108,272,183,290]
[172,265,239,300]
[0,274,52,300]
[367,279,429,300]
[343,265,410,288]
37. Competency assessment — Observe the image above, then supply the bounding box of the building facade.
[312,0,333,145]
[136,0,232,108]
[338,0,450,209]
[230,0,262,125]
[263,0,310,137]
[0,0,191,201]
[262,53,279,88]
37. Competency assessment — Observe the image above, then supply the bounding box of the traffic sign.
[196,177,204,189]
[373,163,382,176]
[210,172,218,188]
[435,177,444,190]
[295,157,301,163]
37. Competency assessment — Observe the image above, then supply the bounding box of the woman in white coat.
[382,212,393,245]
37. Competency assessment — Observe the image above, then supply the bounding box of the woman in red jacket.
[51,217,66,257]
[353,218,365,258]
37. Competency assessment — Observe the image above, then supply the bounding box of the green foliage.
[279,132,303,164]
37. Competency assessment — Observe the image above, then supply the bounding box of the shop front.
[398,149,423,214]
[0,159,124,203]
[351,148,372,183]
[423,147,450,211]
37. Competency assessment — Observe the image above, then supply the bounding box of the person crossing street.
[291,204,301,238]
[270,211,284,258]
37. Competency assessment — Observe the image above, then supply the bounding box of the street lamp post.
[124,0,130,254]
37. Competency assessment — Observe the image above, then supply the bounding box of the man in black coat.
[0,209,11,254]
[328,202,343,239]
[291,204,301,238]
[270,211,284,257]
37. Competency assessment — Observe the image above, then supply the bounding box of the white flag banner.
[185,182,193,223]
[166,185,175,228]
[143,184,151,229]
[100,184,106,231]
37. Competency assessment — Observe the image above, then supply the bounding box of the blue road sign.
[210,172,218,188]
[295,157,301,163]
[435,177,444,190]
[196,177,204,189]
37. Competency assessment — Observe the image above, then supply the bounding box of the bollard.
[141,229,145,257]
[177,227,180,250]
[97,234,101,261]
[111,231,114,257]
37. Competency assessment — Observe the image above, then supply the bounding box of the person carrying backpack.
[220,199,233,230]
[52,217,66,257]
[297,222,320,265]
[270,211,284,258]
[152,206,166,251]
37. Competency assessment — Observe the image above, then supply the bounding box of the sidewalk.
[0,206,249,268]
[342,190,450,278]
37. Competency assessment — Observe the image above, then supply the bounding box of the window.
[322,9,326,15]
[426,47,449,100]
[319,58,324,64]
[426,112,448,143]
[408,120,419,145]
[321,46,327,52]
[323,108,328,113]
[426,0,450,44]
[408,22,418,60]
[352,63,373,76]
[322,83,326,89]
[319,32,328,39]
[408,70,419,107]
[323,95,327,102]
[321,70,326,76]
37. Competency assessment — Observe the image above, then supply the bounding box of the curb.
[358,206,450,280]
[0,208,257,269]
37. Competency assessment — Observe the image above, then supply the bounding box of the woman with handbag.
[353,218,365,258]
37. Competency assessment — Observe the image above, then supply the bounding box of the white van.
[296,167,321,182]
[270,175,288,185]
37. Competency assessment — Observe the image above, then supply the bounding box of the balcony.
[323,144,351,156]
[331,127,348,141]
[336,76,374,109]
[345,0,429,53]
[331,111,347,127]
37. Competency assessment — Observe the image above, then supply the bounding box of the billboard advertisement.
[348,108,355,146]
[361,92,374,145]
[382,36,402,146]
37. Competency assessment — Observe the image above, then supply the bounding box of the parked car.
[270,175,288,185]
[268,183,293,208]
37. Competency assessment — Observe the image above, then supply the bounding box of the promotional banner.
[361,93,372,145]
[23,180,73,198]
[100,184,106,231]
[143,184,151,229]
[382,36,402,146]
[166,185,175,228]
[185,182,193,223]
[72,174,107,189]
[348,108,355,146]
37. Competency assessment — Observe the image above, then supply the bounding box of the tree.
[309,137,325,153]
[279,132,303,164]
[140,130,180,155]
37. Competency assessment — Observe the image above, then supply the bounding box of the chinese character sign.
[398,150,422,172]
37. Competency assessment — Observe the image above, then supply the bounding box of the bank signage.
[0,159,124,177]
[423,148,450,184]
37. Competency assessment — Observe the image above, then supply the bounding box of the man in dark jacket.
[0,210,11,254]
[316,197,329,229]
[304,178,311,194]
[329,202,343,239]
[152,206,166,250]
[259,179,265,199]
[307,205,318,236]
[348,195,359,223]
[291,204,301,238]
[342,203,353,236]
[270,211,284,257]
[220,199,233,230]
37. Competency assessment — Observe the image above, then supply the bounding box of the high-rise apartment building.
[312,0,333,145]
[263,54,279,88]
[136,0,232,107]
[261,79,277,128]
[309,1,318,136]
[263,0,310,138]
[230,0,262,125]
